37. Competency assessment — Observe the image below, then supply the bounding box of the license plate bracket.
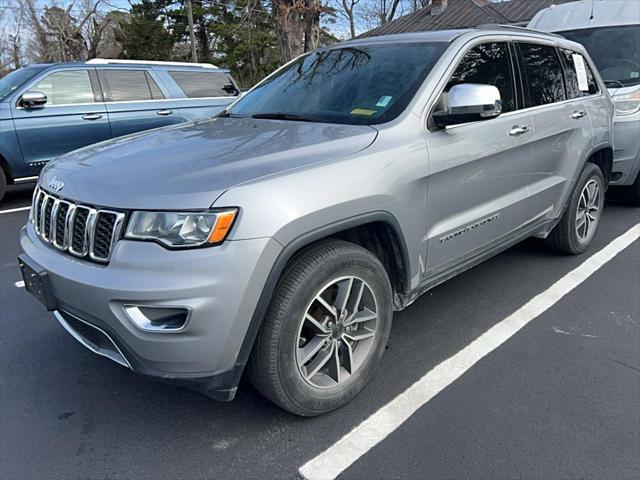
[18,254,57,311]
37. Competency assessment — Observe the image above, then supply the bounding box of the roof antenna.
[589,0,595,20]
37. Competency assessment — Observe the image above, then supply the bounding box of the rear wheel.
[248,240,393,416]
[546,162,605,254]
[0,168,7,203]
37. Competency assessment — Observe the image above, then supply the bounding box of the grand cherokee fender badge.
[439,213,501,243]
[48,176,64,192]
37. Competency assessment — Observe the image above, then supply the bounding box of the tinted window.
[31,70,95,106]
[561,26,640,87]
[101,70,165,101]
[169,71,239,98]
[558,49,599,98]
[228,42,448,125]
[446,42,516,113]
[519,43,566,107]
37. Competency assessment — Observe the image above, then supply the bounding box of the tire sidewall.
[274,248,393,415]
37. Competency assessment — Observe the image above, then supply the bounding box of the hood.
[608,84,640,97]
[40,117,377,210]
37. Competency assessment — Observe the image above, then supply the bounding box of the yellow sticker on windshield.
[351,108,376,116]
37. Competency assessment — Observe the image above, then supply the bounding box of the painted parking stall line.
[0,206,31,215]
[299,223,640,480]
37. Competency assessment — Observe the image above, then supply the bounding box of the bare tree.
[24,0,106,62]
[334,0,360,38]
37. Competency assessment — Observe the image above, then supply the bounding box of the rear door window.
[169,71,239,98]
[99,69,165,102]
[30,70,95,106]
[558,49,599,98]
[518,43,567,107]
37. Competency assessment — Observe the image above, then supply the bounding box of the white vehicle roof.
[528,0,640,32]
[86,58,218,69]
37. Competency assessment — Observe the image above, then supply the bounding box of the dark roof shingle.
[362,0,574,37]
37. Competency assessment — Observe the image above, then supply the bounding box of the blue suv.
[0,59,240,201]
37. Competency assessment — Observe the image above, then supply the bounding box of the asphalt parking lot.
[1,185,638,480]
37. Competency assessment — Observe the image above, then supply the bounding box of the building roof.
[362,0,575,37]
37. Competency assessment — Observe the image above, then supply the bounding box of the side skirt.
[395,217,556,310]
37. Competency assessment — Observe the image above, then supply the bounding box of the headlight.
[125,209,238,248]
[614,88,640,116]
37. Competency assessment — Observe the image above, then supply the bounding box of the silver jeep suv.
[20,27,614,416]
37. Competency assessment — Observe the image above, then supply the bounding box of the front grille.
[32,187,125,263]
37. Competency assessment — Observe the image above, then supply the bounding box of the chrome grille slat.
[30,187,124,263]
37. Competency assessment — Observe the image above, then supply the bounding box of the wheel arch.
[0,152,13,184]
[230,211,411,387]
[586,145,613,187]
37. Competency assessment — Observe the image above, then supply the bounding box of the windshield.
[0,66,47,102]
[560,25,640,87]
[228,42,448,125]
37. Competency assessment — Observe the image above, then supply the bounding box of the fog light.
[124,305,191,332]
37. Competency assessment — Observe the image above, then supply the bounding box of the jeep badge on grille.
[48,176,64,192]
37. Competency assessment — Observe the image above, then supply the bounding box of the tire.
[0,168,6,203]
[248,240,393,416]
[546,162,605,254]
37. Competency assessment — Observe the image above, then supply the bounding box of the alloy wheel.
[295,276,378,388]
[575,179,601,242]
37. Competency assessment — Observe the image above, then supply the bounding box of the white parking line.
[15,281,25,288]
[0,206,31,215]
[299,223,640,480]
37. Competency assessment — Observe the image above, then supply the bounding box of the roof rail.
[474,23,564,38]
[86,58,218,69]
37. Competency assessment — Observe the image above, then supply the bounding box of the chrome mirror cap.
[20,91,48,108]
[433,83,502,128]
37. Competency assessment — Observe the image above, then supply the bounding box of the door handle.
[82,113,102,121]
[508,125,531,136]
[157,109,173,116]
[571,110,586,119]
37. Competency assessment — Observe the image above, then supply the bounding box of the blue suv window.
[31,70,95,106]
[169,71,238,98]
[99,69,165,102]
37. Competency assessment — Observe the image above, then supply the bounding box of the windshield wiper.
[217,110,246,118]
[604,79,625,88]
[251,112,318,122]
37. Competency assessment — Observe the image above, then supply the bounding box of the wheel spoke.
[314,295,337,320]
[304,313,330,334]
[326,343,341,384]
[346,280,365,316]
[586,182,597,206]
[340,339,354,374]
[305,343,334,379]
[298,334,330,365]
[344,327,375,341]
[334,277,354,314]
[345,307,376,326]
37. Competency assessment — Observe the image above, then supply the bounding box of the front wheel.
[248,240,393,416]
[546,162,605,254]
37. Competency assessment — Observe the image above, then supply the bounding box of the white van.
[529,0,640,204]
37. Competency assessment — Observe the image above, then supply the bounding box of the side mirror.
[20,91,48,109]
[433,83,502,128]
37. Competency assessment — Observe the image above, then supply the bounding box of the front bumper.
[611,115,640,186]
[20,223,282,400]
